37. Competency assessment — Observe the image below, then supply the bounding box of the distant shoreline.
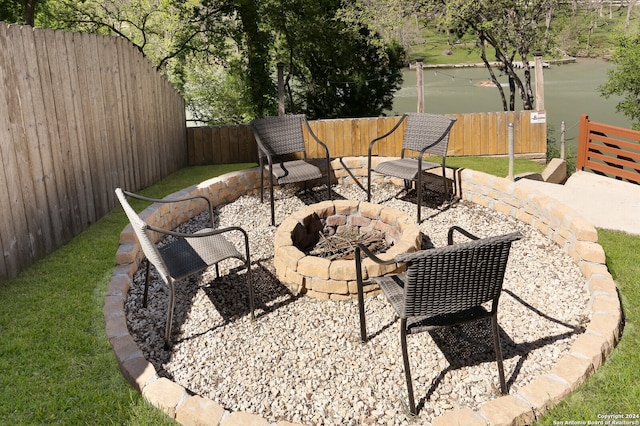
[420,57,577,69]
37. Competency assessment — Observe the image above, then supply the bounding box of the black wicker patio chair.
[355,226,523,415]
[115,188,255,347]
[251,114,332,226]
[367,113,457,222]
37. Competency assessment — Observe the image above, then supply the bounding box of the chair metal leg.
[492,315,507,394]
[259,159,265,203]
[367,156,373,202]
[400,319,417,415]
[143,260,151,307]
[269,176,276,226]
[246,259,256,321]
[442,174,449,202]
[416,172,422,223]
[164,278,176,348]
[355,247,368,343]
[441,165,451,206]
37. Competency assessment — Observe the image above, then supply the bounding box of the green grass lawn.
[0,164,254,426]
[536,230,640,424]
[0,159,637,425]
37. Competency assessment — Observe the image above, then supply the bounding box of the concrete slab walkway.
[516,170,640,235]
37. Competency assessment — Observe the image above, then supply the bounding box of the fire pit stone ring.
[274,200,421,300]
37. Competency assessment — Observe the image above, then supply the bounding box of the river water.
[390,58,631,147]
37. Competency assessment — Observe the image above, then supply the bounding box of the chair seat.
[372,273,406,314]
[268,160,322,184]
[374,273,494,333]
[159,229,244,280]
[406,306,492,334]
[374,158,440,181]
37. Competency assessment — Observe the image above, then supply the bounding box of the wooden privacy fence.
[0,23,187,282]
[186,110,547,165]
[577,115,640,183]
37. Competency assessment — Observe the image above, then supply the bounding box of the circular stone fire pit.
[273,200,421,300]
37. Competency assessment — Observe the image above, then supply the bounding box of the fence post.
[576,114,590,171]
[534,52,545,111]
[415,57,424,113]
[560,120,566,160]
[277,62,285,116]
[508,122,514,180]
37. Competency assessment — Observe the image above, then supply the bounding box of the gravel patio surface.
[125,182,589,426]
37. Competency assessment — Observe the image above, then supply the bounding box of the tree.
[232,0,277,118]
[599,34,640,129]
[38,0,259,122]
[25,0,37,25]
[49,0,232,72]
[269,0,405,118]
[422,0,556,111]
[0,0,29,24]
[29,0,404,123]
[340,0,425,54]
[183,55,260,125]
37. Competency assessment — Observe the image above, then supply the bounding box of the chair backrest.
[402,113,457,157]
[251,114,307,156]
[395,232,522,318]
[115,188,171,282]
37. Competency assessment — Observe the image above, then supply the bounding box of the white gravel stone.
[125,182,590,425]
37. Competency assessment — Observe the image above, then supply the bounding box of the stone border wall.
[105,157,622,426]
[273,200,421,300]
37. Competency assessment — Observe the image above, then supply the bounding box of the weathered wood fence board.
[187,124,258,165]
[186,111,547,164]
[0,21,551,283]
[577,115,640,183]
[0,23,187,282]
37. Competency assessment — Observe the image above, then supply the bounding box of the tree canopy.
[0,0,26,24]
[422,0,556,111]
[4,0,636,122]
[599,34,640,130]
[270,0,405,118]
[5,0,405,123]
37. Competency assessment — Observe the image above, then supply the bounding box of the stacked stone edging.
[273,200,421,300]
[105,157,621,426]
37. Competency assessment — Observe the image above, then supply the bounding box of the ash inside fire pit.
[307,226,390,260]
